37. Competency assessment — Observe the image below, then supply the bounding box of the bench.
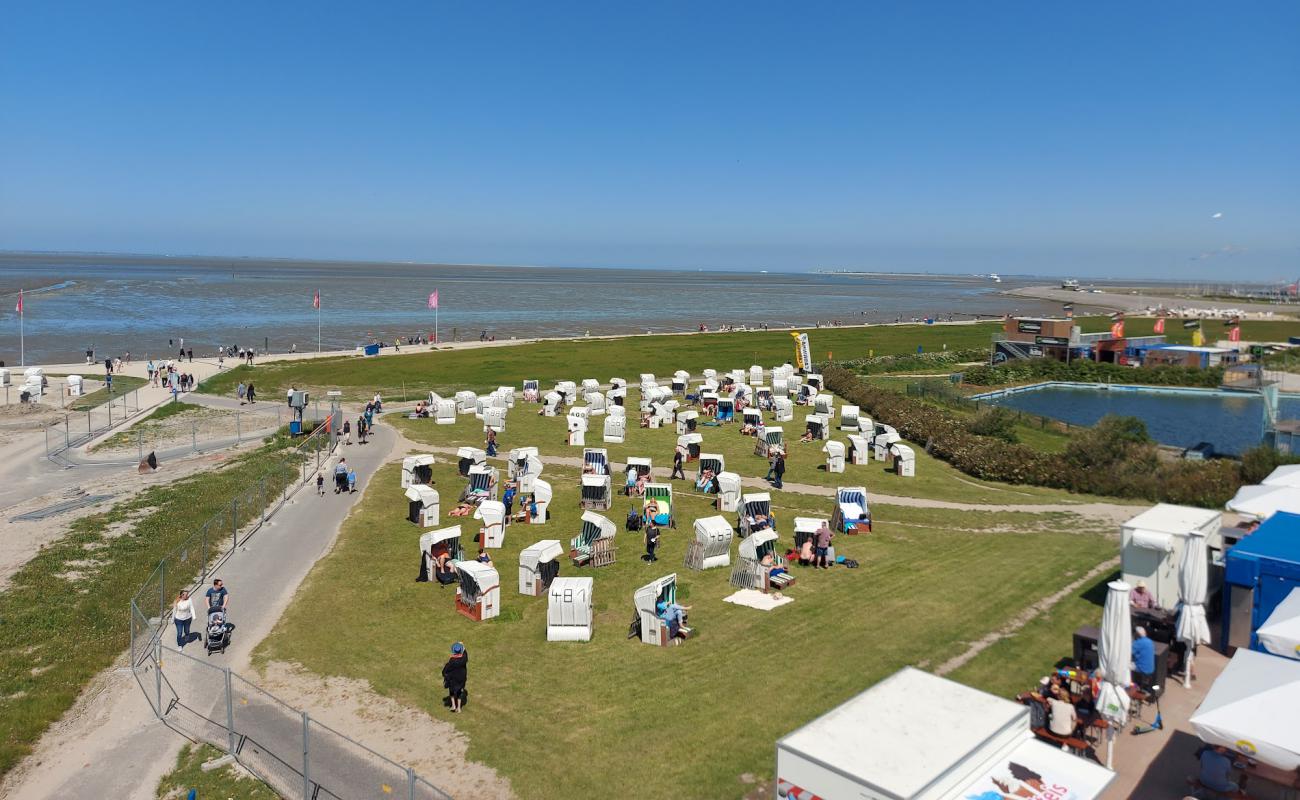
[1184,777,1249,799]
[1031,726,1091,757]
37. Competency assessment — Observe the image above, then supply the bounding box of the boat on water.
[988,273,1002,283]
[1062,279,1080,290]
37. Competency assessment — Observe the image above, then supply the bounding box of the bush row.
[836,347,987,374]
[823,365,1245,508]
[961,358,1225,388]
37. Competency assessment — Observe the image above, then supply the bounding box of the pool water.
[982,385,1300,456]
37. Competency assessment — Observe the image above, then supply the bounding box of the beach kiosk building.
[547,577,594,642]
[1223,511,1300,652]
[519,539,563,596]
[775,667,1114,800]
[453,560,500,622]
[684,515,733,570]
[401,454,435,489]
[1120,503,1222,610]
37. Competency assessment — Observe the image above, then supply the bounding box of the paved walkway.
[4,416,401,799]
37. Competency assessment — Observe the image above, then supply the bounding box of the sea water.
[0,253,1059,363]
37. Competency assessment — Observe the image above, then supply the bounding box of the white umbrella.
[1191,648,1300,770]
[1263,464,1300,488]
[1175,529,1212,689]
[1225,484,1300,519]
[1257,587,1300,661]
[1096,580,1132,768]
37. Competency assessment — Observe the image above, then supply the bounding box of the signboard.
[791,332,812,373]
[1017,320,1043,334]
[1036,336,1070,347]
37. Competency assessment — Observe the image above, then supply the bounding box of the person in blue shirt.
[1131,626,1156,688]
[502,484,517,519]
[1197,744,1242,795]
[204,579,229,613]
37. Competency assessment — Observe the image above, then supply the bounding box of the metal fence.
[128,419,453,799]
[905,379,1079,434]
[104,405,289,464]
[43,388,143,463]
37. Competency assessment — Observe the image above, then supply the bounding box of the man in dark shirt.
[205,579,229,613]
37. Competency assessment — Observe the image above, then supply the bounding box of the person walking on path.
[245,382,256,404]
[205,579,229,613]
[347,467,357,493]
[764,452,776,481]
[173,590,195,648]
[316,473,325,496]
[237,382,247,405]
[343,419,352,445]
[671,448,686,480]
[442,642,469,713]
[485,428,498,457]
[773,452,786,490]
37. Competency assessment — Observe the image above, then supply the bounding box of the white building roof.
[1122,503,1220,534]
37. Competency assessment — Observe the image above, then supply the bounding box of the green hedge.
[962,358,1225,388]
[823,365,1243,507]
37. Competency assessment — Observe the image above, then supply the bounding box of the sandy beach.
[1008,284,1300,318]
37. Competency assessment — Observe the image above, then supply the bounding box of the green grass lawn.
[61,374,148,410]
[156,743,281,800]
[257,456,1115,800]
[0,440,298,780]
[388,389,1123,507]
[199,323,1002,402]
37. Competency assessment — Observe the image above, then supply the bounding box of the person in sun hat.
[1130,580,1156,610]
[442,642,469,713]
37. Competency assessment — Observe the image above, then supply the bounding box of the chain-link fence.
[128,418,454,799]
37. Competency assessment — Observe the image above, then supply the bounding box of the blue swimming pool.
[976,383,1300,456]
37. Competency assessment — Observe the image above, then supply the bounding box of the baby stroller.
[205,608,232,656]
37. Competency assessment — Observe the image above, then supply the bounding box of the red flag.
[1110,320,1125,338]
[15,290,22,315]
[312,289,320,310]
[428,290,438,310]
[1153,317,1165,334]
[1229,326,1241,342]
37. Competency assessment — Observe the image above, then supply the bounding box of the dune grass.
[256,456,1115,800]
[155,743,280,800]
[63,374,148,411]
[0,439,298,780]
[199,323,1001,402]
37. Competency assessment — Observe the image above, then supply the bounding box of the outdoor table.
[1242,760,1300,800]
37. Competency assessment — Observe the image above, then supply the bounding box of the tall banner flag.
[791,332,812,372]
[16,289,23,366]
[1228,325,1241,343]
[1110,319,1125,339]
[1192,328,1205,346]
[1153,317,1165,334]
[313,289,321,352]
[429,289,439,343]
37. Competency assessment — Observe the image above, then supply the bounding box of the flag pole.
[316,290,321,354]
[17,290,24,368]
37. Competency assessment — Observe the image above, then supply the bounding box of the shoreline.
[1007,285,1300,318]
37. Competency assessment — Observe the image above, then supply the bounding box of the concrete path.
[4,417,406,799]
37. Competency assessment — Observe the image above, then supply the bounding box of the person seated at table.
[1195,744,1246,797]
[1130,581,1157,610]
[1047,685,1078,737]
[1132,626,1156,690]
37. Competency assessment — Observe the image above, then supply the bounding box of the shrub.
[962,358,1225,389]
[967,408,1020,443]
[823,364,1243,508]
[1240,444,1300,485]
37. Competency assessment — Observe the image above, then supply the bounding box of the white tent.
[1120,503,1222,610]
[1263,465,1300,489]
[1097,580,1132,767]
[1226,483,1300,520]
[776,668,1114,800]
[1175,528,1212,688]
[547,576,593,642]
[1191,648,1300,770]
[1257,587,1300,660]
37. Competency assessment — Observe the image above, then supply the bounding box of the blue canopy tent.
[1223,511,1300,653]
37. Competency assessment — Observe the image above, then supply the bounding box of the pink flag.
[15,289,22,315]
[312,289,320,310]
[428,290,438,310]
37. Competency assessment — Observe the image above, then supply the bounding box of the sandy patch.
[92,407,282,455]
[255,661,515,800]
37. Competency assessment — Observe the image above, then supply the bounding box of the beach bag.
[625,508,641,532]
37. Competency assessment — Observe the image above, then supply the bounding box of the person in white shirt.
[173,590,196,649]
[1047,686,1077,737]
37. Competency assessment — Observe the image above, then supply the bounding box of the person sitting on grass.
[799,427,815,443]
[476,548,493,567]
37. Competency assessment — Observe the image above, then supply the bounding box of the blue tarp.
[1224,511,1300,652]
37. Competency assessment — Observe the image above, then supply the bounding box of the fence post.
[138,428,143,464]
[87,409,92,436]
[407,767,416,800]
[232,500,239,549]
[260,480,267,525]
[159,559,167,623]
[155,636,163,717]
[201,526,208,584]
[192,419,197,452]
[302,712,311,800]
[236,410,241,443]
[225,668,236,754]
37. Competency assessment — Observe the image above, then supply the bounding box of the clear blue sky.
[2,1,1296,278]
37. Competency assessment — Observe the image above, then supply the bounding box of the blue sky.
[1,1,1297,278]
